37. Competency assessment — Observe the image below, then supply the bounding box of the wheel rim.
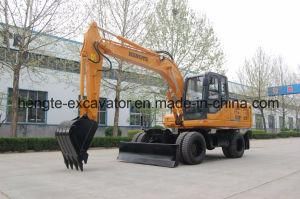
[191,140,202,157]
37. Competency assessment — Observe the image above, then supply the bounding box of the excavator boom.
[55,22,252,170]
[55,22,185,170]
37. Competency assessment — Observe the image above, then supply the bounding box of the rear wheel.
[181,132,206,165]
[222,133,245,158]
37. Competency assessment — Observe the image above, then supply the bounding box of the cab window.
[186,76,204,101]
[208,76,219,99]
[220,77,227,96]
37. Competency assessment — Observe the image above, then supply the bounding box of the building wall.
[0,67,145,137]
[0,123,139,137]
[1,66,299,137]
[1,67,299,136]
[0,26,299,137]
[252,108,299,132]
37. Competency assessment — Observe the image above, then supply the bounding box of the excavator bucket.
[55,115,98,171]
[118,142,179,168]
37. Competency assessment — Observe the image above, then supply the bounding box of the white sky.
[189,0,300,81]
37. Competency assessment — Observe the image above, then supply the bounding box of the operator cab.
[183,72,228,120]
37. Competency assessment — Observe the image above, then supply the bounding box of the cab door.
[205,73,228,113]
[206,74,221,114]
[183,76,205,120]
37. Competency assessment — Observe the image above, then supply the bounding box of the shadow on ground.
[204,153,227,163]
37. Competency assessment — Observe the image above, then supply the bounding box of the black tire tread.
[176,132,189,163]
[131,132,144,142]
[181,132,206,165]
[222,133,245,158]
[222,147,232,158]
[136,132,146,142]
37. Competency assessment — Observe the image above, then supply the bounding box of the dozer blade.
[55,115,98,171]
[118,142,179,168]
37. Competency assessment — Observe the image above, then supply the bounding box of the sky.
[189,0,300,82]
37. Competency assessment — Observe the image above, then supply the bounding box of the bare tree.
[296,66,300,131]
[0,0,87,137]
[90,0,153,136]
[125,85,167,127]
[145,0,225,77]
[0,91,6,127]
[273,57,297,130]
[291,95,300,131]
[238,48,274,132]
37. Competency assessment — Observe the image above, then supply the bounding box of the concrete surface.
[0,138,300,199]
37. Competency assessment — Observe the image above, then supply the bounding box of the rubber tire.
[222,133,245,158]
[175,132,189,163]
[131,132,146,142]
[181,132,206,165]
[136,132,146,142]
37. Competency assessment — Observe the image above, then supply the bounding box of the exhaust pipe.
[55,115,98,171]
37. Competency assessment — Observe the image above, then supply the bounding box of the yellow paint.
[79,22,253,130]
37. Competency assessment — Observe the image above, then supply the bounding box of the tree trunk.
[281,96,286,130]
[11,66,21,137]
[296,110,299,131]
[112,78,121,137]
[0,113,6,127]
[112,59,124,137]
[260,108,267,132]
[282,109,286,129]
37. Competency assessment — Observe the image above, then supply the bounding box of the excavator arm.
[55,22,252,170]
[55,22,184,170]
[79,22,184,124]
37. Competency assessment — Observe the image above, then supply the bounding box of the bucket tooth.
[56,129,70,169]
[81,153,89,164]
[55,115,98,171]
[78,162,83,171]
[74,160,79,170]
[69,160,74,169]
[63,156,69,169]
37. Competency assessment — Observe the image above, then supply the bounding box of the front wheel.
[131,132,146,142]
[222,133,245,158]
[181,132,206,165]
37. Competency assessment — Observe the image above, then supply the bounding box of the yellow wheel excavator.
[55,22,252,171]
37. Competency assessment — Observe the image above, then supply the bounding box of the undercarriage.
[118,128,251,167]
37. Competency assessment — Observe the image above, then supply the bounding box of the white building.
[0,26,167,137]
[228,81,300,132]
[0,27,299,137]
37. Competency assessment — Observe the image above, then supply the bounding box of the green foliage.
[251,129,266,134]
[145,0,225,75]
[0,138,58,152]
[251,133,277,139]
[152,125,164,129]
[278,131,300,137]
[250,131,300,139]
[104,126,122,136]
[127,126,164,138]
[0,137,130,152]
[91,137,130,147]
[127,129,143,138]
[280,128,290,132]
[26,138,59,151]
